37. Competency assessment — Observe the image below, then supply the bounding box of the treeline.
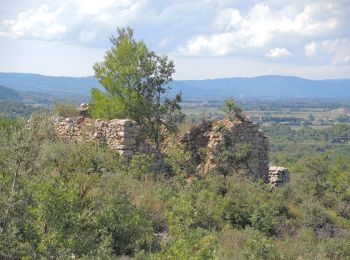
[183,98,350,111]
[263,124,350,143]
[263,124,350,177]
[0,101,47,118]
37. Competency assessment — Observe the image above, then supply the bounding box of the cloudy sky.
[0,0,349,79]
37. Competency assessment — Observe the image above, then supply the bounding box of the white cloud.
[75,0,145,25]
[305,42,316,57]
[303,38,350,65]
[0,0,349,79]
[0,0,145,42]
[1,4,66,40]
[265,48,291,58]
[214,8,242,30]
[322,38,350,65]
[180,2,341,56]
[181,33,236,56]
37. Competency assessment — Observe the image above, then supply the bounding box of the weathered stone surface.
[53,116,153,158]
[268,165,290,187]
[54,104,290,186]
[182,119,270,181]
[80,103,90,117]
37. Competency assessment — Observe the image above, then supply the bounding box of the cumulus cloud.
[180,33,236,56]
[0,4,66,40]
[0,0,146,43]
[265,48,291,58]
[0,0,349,78]
[180,2,342,56]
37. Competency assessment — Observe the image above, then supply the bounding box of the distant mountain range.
[0,72,349,101]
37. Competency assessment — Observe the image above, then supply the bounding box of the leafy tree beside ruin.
[90,28,184,152]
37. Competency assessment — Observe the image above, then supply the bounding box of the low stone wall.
[182,119,270,181]
[268,166,290,187]
[53,116,151,157]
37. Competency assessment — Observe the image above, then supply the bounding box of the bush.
[301,200,335,237]
[53,102,80,118]
[242,229,279,260]
[96,193,153,256]
[216,228,279,260]
[156,228,217,260]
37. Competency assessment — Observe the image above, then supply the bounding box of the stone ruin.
[181,118,290,186]
[182,119,270,181]
[268,166,290,187]
[53,104,151,158]
[52,104,290,186]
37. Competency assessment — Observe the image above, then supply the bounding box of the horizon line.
[0,71,349,81]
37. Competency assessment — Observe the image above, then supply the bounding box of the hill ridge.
[0,72,349,100]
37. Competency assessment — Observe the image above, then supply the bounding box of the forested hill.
[0,84,22,101]
[0,73,99,99]
[168,76,350,99]
[0,72,350,100]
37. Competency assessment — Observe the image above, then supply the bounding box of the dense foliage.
[1,114,350,259]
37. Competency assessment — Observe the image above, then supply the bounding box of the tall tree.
[90,28,184,153]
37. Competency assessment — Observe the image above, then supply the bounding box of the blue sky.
[0,0,349,79]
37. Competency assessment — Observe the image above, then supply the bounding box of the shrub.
[241,229,279,260]
[217,228,279,260]
[301,200,335,237]
[53,102,80,118]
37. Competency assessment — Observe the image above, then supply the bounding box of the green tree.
[221,98,245,122]
[90,27,184,153]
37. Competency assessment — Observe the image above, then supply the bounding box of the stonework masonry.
[268,166,290,187]
[53,104,289,186]
[53,116,151,157]
[182,119,270,181]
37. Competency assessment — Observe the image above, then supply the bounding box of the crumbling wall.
[182,119,270,181]
[53,116,151,157]
[268,166,290,187]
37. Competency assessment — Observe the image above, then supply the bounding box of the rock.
[79,103,90,117]
[268,165,290,187]
[116,119,133,127]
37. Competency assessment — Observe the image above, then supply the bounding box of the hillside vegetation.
[1,113,350,259]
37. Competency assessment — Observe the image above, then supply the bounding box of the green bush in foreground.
[1,113,350,259]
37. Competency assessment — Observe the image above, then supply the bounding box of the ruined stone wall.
[182,119,269,181]
[53,116,151,157]
[268,166,290,187]
[53,108,289,186]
